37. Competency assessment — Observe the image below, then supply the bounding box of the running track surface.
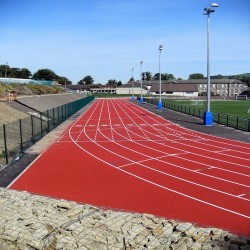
[10,99,250,235]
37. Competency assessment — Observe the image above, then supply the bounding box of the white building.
[116,82,148,95]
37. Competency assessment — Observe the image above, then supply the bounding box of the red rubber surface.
[10,99,250,235]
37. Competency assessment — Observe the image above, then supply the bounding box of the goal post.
[235,95,248,100]
[191,100,204,106]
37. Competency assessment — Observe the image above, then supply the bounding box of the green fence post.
[40,113,43,138]
[47,110,50,132]
[19,119,23,153]
[31,115,35,144]
[3,124,8,164]
[64,104,67,121]
[57,107,60,125]
[53,108,55,129]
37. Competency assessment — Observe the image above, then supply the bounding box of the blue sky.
[1,0,249,84]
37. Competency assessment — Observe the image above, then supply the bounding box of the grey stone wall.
[0,188,249,250]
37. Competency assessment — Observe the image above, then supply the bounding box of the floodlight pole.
[203,3,218,126]
[158,45,164,109]
[131,67,135,100]
[5,62,8,78]
[140,61,143,103]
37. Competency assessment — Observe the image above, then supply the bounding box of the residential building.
[171,79,247,97]
[149,83,198,97]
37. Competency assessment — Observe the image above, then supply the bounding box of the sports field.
[166,99,250,118]
[9,98,250,235]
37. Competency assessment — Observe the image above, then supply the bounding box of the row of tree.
[0,65,124,86]
[77,76,123,86]
[0,65,72,85]
[129,72,205,81]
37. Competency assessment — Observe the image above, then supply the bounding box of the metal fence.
[144,98,250,132]
[0,95,94,166]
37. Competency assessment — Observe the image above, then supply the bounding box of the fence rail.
[144,98,250,132]
[0,95,94,166]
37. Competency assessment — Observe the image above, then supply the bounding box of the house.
[66,84,116,94]
[116,82,148,95]
[90,85,116,94]
[149,83,198,97]
[171,79,247,97]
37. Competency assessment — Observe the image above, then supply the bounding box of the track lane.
[117,100,250,172]
[79,99,250,213]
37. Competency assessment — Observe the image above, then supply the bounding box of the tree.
[117,81,122,86]
[188,73,204,79]
[210,74,223,79]
[33,69,58,80]
[142,71,152,81]
[56,76,72,85]
[10,68,32,79]
[153,73,175,80]
[162,73,175,80]
[107,79,117,85]
[241,76,250,87]
[0,64,10,78]
[145,72,152,81]
[78,75,94,85]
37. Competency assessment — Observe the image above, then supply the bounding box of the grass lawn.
[165,99,250,118]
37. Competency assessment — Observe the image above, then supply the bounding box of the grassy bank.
[0,82,65,96]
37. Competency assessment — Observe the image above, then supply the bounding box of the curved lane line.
[67,99,250,219]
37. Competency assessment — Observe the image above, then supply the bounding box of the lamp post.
[131,67,135,100]
[158,45,164,109]
[5,62,8,78]
[203,3,219,126]
[140,61,143,103]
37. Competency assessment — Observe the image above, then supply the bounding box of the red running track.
[10,99,250,235]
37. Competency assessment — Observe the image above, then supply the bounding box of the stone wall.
[0,188,249,250]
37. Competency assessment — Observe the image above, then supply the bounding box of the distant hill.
[222,73,250,79]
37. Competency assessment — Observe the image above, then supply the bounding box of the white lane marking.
[106,99,250,196]
[67,104,250,219]
[114,100,250,182]
[118,100,250,169]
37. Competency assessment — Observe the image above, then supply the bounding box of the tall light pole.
[131,67,135,100]
[203,3,219,126]
[5,62,8,78]
[140,61,143,103]
[158,45,164,109]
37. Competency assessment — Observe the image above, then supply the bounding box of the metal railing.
[0,95,94,166]
[144,98,250,132]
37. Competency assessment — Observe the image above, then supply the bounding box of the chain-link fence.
[144,98,250,132]
[0,95,94,166]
